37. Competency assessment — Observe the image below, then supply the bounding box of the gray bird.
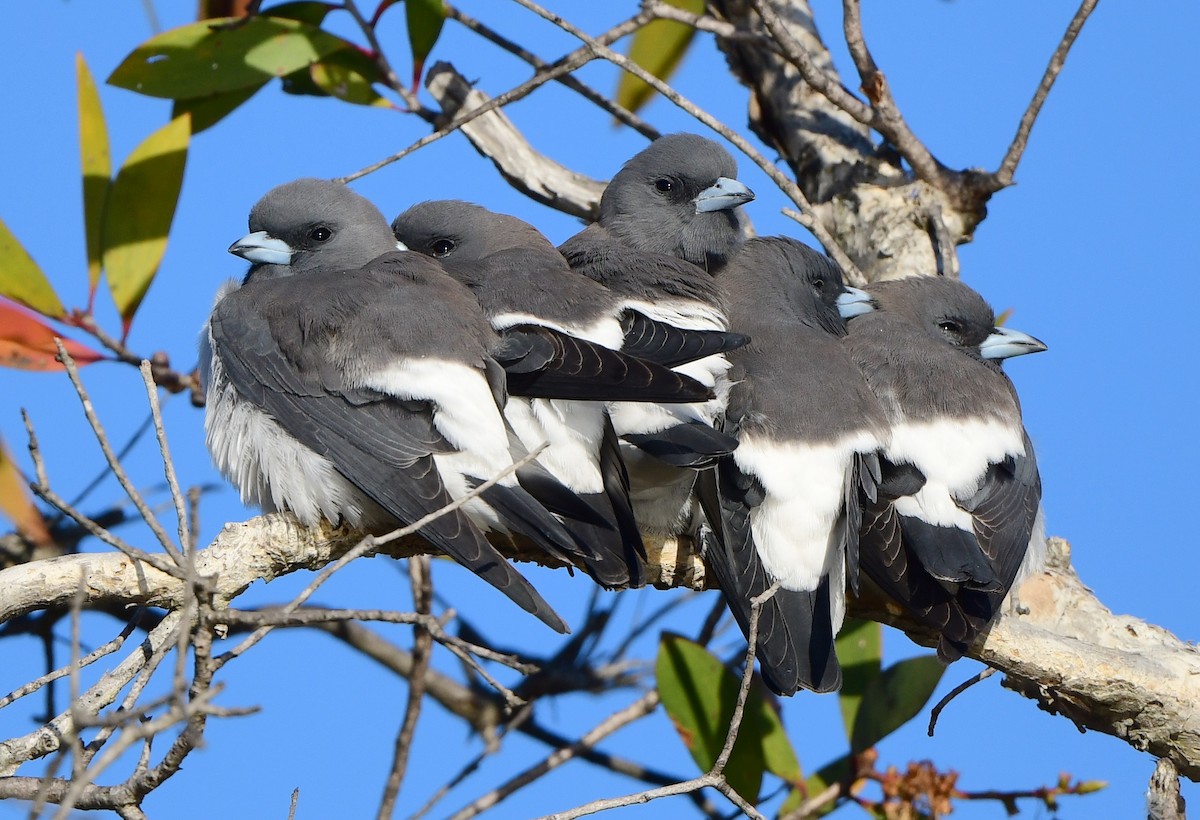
[845,276,1047,659]
[392,200,746,588]
[559,133,754,536]
[202,179,608,632]
[699,237,884,695]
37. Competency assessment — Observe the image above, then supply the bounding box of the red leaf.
[0,435,51,545]
[0,298,107,371]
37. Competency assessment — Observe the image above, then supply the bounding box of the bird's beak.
[694,177,755,213]
[228,230,294,266]
[979,326,1048,359]
[836,286,875,319]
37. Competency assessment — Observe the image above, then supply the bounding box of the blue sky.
[1,1,1197,817]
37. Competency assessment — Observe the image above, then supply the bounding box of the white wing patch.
[735,430,880,592]
[492,311,625,350]
[363,358,518,531]
[622,298,727,331]
[504,397,606,493]
[887,417,1024,529]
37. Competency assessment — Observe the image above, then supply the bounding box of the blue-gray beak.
[694,177,755,213]
[228,230,294,266]
[836,286,875,319]
[979,326,1048,360]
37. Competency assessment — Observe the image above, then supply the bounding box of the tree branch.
[5,523,1196,780]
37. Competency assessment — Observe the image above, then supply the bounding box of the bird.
[559,133,754,535]
[202,178,610,632]
[391,199,740,588]
[698,236,885,694]
[845,275,1048,660]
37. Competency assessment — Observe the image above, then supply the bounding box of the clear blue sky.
[2,1,1197,817]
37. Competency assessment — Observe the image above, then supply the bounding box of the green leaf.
[108,17,348,99]
[262,0,337,26]
[615,0,705,115]
[836,618,882,743]
[173,83,266,133]
[406,0,446,88]
[656,634,766,803]
[76,54,111,308]
[309,50,389,107]
[0,218,65,319]
[102,115,191,331]
[850,655,945,753]
[0,299,106,372]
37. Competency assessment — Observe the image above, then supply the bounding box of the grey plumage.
[592,133,753,272]
[393,200,673,588]
[700,237,887,694]
[203,179,604,632]
[559,133,753,536]
[846,276,1047,659]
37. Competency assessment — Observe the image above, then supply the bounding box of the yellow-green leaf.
[406,0,446,88]
[173,83,266,133]
[77,53,112,307]
[656,633,767,803]
[0,435,51,545]
[108,17,348,99]
[0,218,65,319]
[836,618,882,743]
[310,51,389,108]
[102,115,191,330]
[615,0,705,115]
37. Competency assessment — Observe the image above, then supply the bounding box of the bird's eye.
[654,178,674,193]
[431,239,455,257]
[938,320,960,334]
[309,227,332,242]
[812,279,825,291]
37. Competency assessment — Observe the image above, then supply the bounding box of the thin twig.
[54,341,185,567]
[447,5,660,139]
[995,0,1100,185]
[139,362,193,558]
[23,410,187,582]
[0,609,144,711]
[288,788,300,820]
[508,0,865,283]
[927,666,996,736]
[338,12,652,183]
[377,557,434,818]
[213,443,549,669]
[341,0,430,116]
[451,692,661,820]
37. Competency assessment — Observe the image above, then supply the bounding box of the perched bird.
[203,179,608,632]
[845,276,1047,659]
[560,134,754,534]
[699,237,884,695]
[392,199,739,588]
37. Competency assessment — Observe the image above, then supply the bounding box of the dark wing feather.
[623,423,739,467]
[620,310,749,368]
[494,325,713,403]
[960,430,1042,591]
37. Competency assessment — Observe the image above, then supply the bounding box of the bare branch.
[996,0,1101,185]
[508,0,865,282]
[424,63,608,221]
[377,556,434,818]
[447,5,660,139]
[449,692,660,820]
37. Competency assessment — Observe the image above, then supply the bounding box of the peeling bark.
[2,522,1196,780]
